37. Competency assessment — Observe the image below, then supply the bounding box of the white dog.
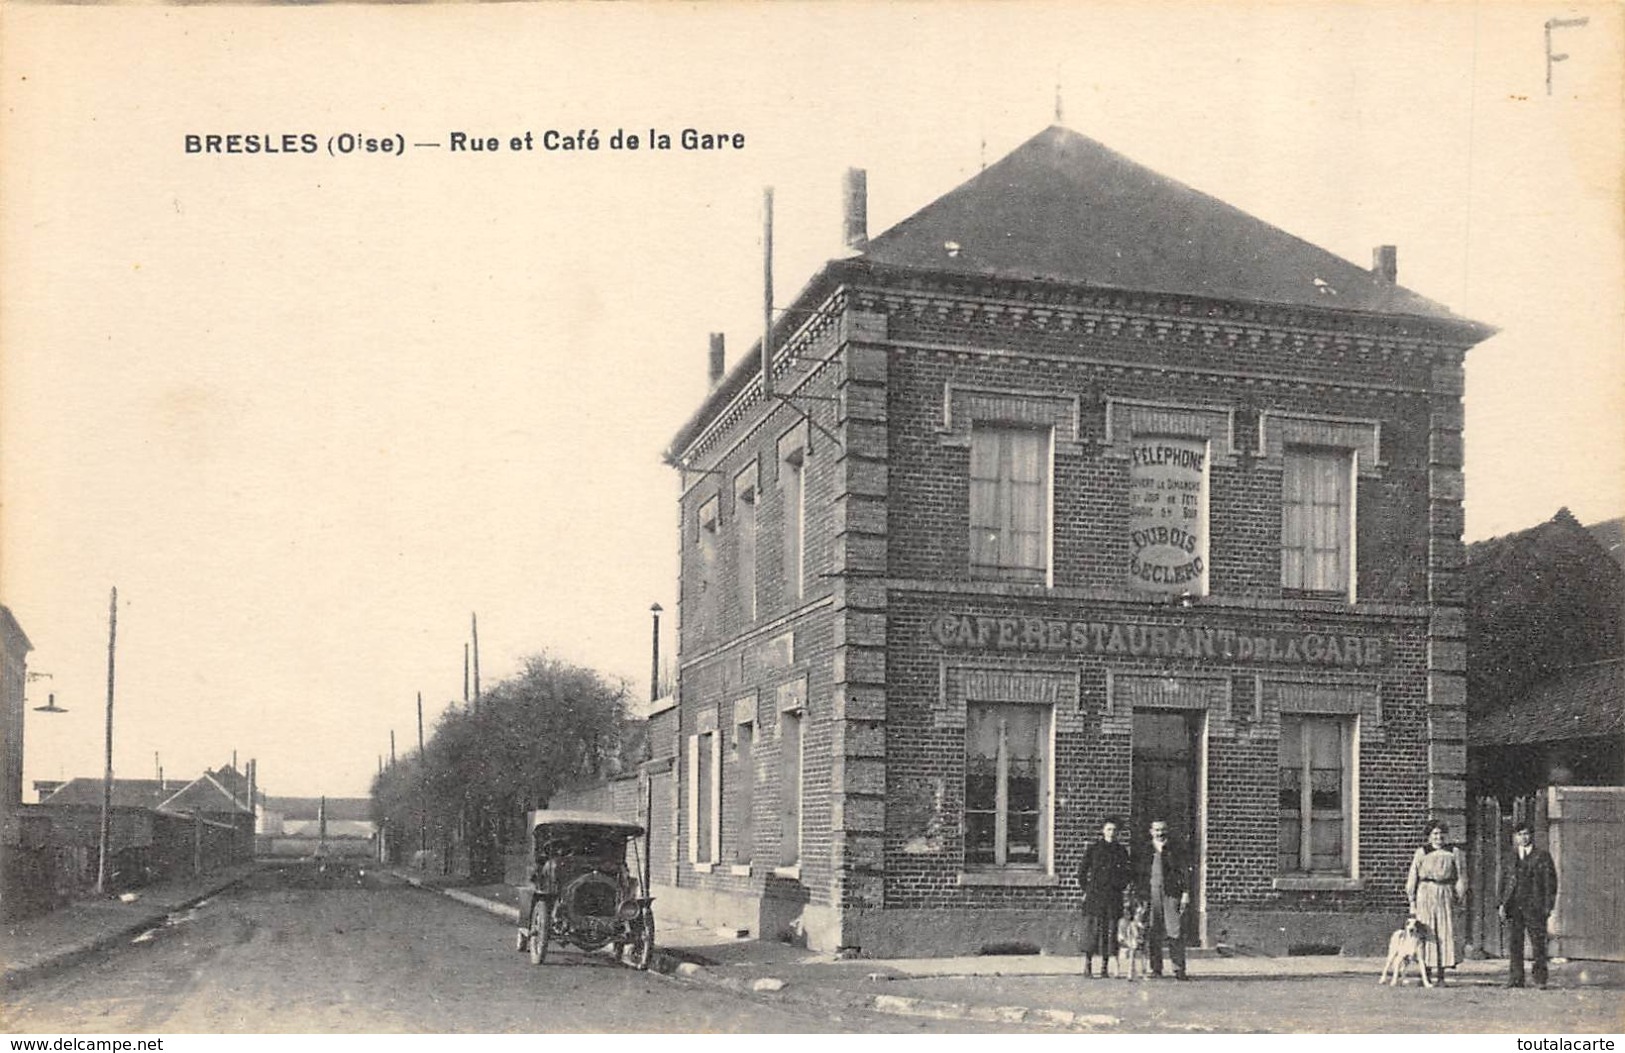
[1378,916,1434,987]
[1116,894,1150,981]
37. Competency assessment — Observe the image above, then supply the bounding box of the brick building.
[661,126,1494,956]
[1,606,34,917]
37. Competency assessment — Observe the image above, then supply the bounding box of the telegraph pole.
[470,613,481,712]
[417,691,427,857]
[96,587,117,895]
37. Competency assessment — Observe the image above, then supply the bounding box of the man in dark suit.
[1134,817,1192,980]
[1498,821,1559,989]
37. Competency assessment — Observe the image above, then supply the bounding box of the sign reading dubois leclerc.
[930,613,1388,668]
[1128,438,1209,593]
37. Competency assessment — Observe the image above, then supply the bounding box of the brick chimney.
[1372,245,1398,284]
[842,167,868,255]
[707,332,725,389]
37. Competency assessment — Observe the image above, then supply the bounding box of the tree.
[372,652,638,880]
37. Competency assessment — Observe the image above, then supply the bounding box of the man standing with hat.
[1499,821,1558,989]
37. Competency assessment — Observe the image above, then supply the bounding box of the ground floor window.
[689,730,719,866]
[1278,715,1354,875]
[965,703,1050,867]
[777,708,803,868]
[733,720,754,866]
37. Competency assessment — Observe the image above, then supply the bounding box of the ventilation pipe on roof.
[842,167,868,255]
[708,332,725,389]
[1372,245,1398,284]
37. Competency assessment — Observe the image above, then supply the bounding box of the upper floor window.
[734,464,758,623]
[969,424,1051,584]
[695,494,720,635]
[1282,447,1356,600]
[779,425,808,602]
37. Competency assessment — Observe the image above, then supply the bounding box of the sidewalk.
[405,874,1624,1032]
[2,862,260,989]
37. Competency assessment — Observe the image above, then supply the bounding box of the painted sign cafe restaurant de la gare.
[659,126,1494,957]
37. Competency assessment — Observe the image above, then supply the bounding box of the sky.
[2,2,1620,799]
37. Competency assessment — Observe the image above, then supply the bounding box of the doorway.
[1132,708,1206,940]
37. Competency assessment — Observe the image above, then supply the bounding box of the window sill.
[730,864,752,877]
[693,862,715,874]
[958,870,1059,888]
[1273,875,1364,892]
[772,865,802,881]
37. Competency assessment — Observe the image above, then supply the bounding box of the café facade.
[659,126,1493,956]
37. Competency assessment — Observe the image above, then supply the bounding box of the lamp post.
[649,604,662,703]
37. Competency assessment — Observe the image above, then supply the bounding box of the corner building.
[663,127,1494,957]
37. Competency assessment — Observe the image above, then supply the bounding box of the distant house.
[1470,660,1623,799]
[1465,509,1625,801]
[37,772,254,887]
[260,796,375,858]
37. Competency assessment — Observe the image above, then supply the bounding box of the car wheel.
[528,903,549,966]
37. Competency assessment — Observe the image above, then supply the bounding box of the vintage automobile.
[514,809,655,969]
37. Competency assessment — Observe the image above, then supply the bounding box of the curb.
[400,879,1144,1031]
[649,957,1121,1031]
[396,873,520,923]
[1,869,257,991]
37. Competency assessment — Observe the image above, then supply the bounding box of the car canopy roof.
[528,809,644,838]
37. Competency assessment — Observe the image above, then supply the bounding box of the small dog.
[1378,916,1434,987]
[1116,892,1150,981]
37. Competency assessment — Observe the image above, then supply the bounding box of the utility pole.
[96,587,117,895]
[390,729,396,766]
[470,613,481,712]
[417,691,427,857]
[245,758,257,862]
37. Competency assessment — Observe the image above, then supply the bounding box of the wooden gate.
[1466,794,1543,958]
[646,768,675,886]
[1468,788,1624,961]
[1548,787,1625,961]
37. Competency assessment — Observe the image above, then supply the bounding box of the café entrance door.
[1132,708,1205,940]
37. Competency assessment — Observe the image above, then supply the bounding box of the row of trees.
[371,653,647,881]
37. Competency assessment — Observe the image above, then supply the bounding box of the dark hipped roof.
[1466,508,1625,714]
[42,777,172,809]
[860,125,1478,323]
[669,125,1493,460]
[41,774,251,815]
[1470,660,1624,747]
[1586,517,1625,569]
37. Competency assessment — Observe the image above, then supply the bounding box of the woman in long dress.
[1407,819,1468,985]
[1077,817,1131,977]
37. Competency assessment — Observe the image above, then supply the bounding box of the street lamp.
[649,603,662,703]
[28,671,66,714]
